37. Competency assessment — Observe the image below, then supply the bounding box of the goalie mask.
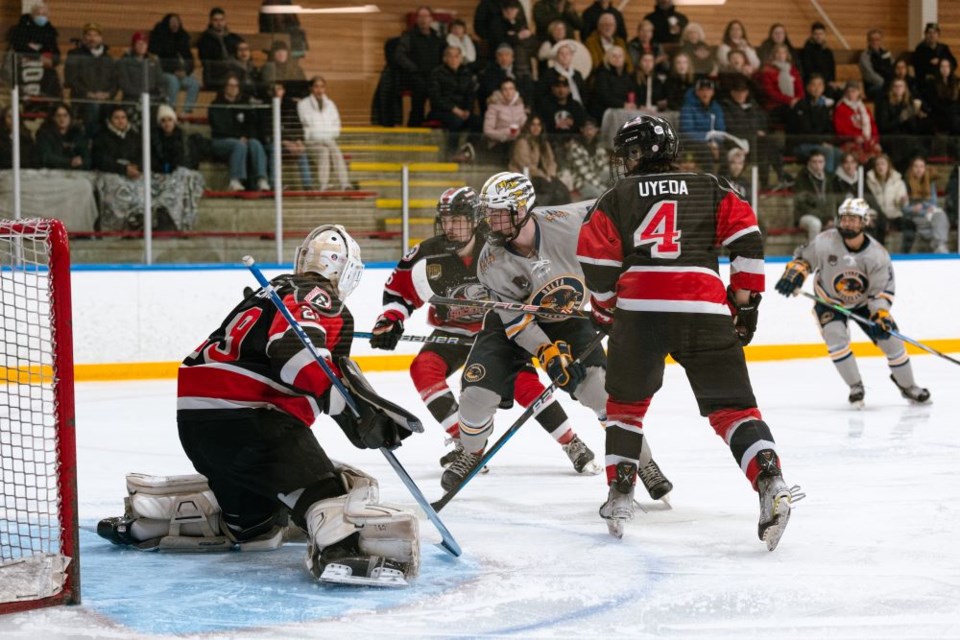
[294,224,364,298]
[836,197,870,239]
[434,186,480,251]
[613,114,679,180]
[479,171,536,247]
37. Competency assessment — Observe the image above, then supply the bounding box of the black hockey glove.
[728,288,761,346]
[369,312,404,351]
[332,398,405,450]
[537,340,586,393]
[774,260,810,297]
[870,308,897,336]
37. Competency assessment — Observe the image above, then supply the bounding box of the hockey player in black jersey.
[97,225,422,587]
[578,115,801,548]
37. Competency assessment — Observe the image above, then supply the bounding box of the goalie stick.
[354,331,475,347]
[242,256,463,558]
[429,295,591,321]
[430,332,606,512]
[799,291,960,366]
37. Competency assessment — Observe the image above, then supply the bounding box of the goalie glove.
[369,311,404,351]
[537,340,586,393]
[774,259,810,297]
[328,391,408,450]
[870,308,897,335]
[727,287,761,346]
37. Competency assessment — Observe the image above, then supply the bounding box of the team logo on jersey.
[305,286,332,310]
[464,363,486,383]
[832,270,868,305]
[530,275,585,313]
[443,283,488,322]
[427,264,442,280]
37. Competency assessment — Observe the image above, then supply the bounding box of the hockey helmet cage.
[479,171,537,246]
[294,224,364,298]
[612,114,679,179]
[434,186,480,250]
[836,197,870,239]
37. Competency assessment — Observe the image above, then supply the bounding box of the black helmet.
[434,186,480,250]
[612,114,679,179]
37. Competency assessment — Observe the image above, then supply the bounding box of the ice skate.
[562,435,602,474]
[848,381,865,410]
[890,374,931,404]
[599,462,638,539]
[440,439,489,474]
[638,458,673,503]
[754,450,803,551]
[440,447,485,492]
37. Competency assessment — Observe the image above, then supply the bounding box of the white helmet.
[836,197,870,239]
[479,171,537,246]
[294,224,364,298]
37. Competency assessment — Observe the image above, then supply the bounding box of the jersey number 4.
[634,200,681,258]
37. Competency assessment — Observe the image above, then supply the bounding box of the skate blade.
[606,519,624,539]
[760,493,793,552]
[850,400,865,410]
[319,563,408,588]
[580,459,603,475]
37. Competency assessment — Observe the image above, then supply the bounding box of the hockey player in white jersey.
[442,171,673,502]
[775,197,931,408]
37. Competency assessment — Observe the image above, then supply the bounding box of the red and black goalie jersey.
[177,274,354,427]
[381,235,489,336]
[577,172,765,316]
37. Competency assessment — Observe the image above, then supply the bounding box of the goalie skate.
[319,557,409,588]
[562,435,601,474]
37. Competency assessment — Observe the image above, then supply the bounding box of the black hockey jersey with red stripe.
[381,235,488,336]
[577,172,765,316]
[177,274,353,426]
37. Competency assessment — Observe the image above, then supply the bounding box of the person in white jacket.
[865,153,907,248]
[297,75,351,191]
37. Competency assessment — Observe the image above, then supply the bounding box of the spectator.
[627,19,668,72]
[721,75,783,188]
[679,77,725,171]
[911,22,956,85]
[787,73,839,173]
[480,44,535,114]
[197,7,244,92]
[875,77,928,172]
[642,0,687,45]
[64,22,118,140]
[679,23,716,79]
[483,77,526,164]
[889,56,921,100]
[263,82,313,190]
[208,74,270,192]
[259,0,308,59]
[474,0,529,46]
[719,147,751,199]
[394,6,445,127]
[798,22,837,90]
[718,49,757,98]
[149,13,200,114]
[582,0,628,44]
[716,20,759,75]
[532,0,580,42]
[93,104,146,230]
[664,51,695,110]
[562,118,609,198]
[757,23,799,72]
[923,59,960,140]
[35,103,90,170]
[859,28,894,102]
[831,151,886,244]
[634,51,667,110]
[902,156,950,253]
[0,106,37,169]
[118,32,165,104]
[260,40,308,98]
[793,149,835,241]
[428,46,481,161]
[151,104,205,230]
[586,13,632,72]
[866,154,907,247]
[228,39,264,99]
[944,164,959,227]
[446,19,477,67]
[536,20,571,76]
[4,1,61,100]
[537,74,587,136]
[538,42,586,106]
[298,76,351,192]
[756,43,804,126]
[589,45,635,121]
[508,115,571,204]
[833,80,880,162]
[488,0,538,77]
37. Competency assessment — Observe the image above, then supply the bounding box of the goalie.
[98,225,421,587]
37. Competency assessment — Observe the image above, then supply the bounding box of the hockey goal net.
[0,218,80,613]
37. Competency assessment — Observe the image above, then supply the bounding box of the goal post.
[0,218,80,613]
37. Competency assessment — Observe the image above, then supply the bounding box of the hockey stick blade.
[354,331,475,347]
[430,333,606,512]
[799,291,960,366]
[243,257,461,557]
[429,295,591,321]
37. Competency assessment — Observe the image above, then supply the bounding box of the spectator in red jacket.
[755,43,804,126]
[833,80,880,162]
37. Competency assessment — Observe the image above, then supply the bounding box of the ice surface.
[2,354,959,639]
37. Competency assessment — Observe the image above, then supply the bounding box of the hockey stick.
[800,290,960,366]
[354,331,475,347]
[430,332,607,512]
[242,257,462,557]
[430,295,591,321]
